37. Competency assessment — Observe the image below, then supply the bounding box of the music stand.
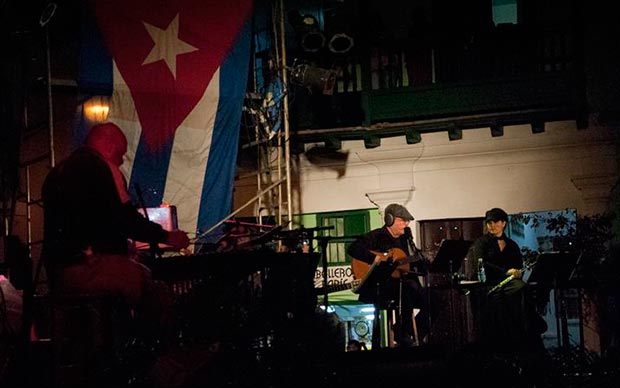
[425,240,472,349]
[431,240,472,274]
[527,251,579,349]
[527,251,576,287]
[352,260,399,349]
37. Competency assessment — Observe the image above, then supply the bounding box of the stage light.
[328,32,354,54]
[324,2,355,54]
[290,64,338,95]
[288,11,325,53]
[299,14,325,52]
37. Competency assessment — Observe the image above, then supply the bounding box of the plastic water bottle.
[477,258,487,283]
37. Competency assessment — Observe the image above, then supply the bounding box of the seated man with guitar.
[470,207,547,351]
[347,203,432,347]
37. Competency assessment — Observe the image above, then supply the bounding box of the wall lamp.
[84,96,110,123]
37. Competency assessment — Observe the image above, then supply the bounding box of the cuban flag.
[77,0,253,251]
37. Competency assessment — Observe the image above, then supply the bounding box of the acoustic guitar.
[351,247,421,280]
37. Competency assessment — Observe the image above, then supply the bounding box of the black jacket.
[347,226,424,303]
[469,233,523,283]
[41,147,168,268]
[347,226,410,265]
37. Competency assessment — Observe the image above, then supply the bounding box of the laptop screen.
[137,205,178,231]
[135,205,179,250]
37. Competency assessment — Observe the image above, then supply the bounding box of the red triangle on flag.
[91,0,253,152]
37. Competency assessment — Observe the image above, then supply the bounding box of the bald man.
[41,122,189,321]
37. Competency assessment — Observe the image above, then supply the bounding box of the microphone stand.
[405,232,432,345]
[315,236,333,311]
[307,226,335,311]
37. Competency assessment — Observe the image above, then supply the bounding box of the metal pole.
[256,120,263,225]
[248,17,263,226]
[25,166,32,253]
[45,25,55,167]
[278,0,293,228]
[40,2,58,167]
[277,130,283,226]
[268,0,282,229]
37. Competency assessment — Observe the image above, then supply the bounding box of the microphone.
[404,227,429,272]
[404,226,417,252]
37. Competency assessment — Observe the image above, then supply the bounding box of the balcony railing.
[289,22,584,143]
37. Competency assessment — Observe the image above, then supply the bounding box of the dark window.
[419,218,485,261]
[316,209,371,265]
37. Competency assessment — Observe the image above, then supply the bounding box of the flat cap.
[385,203,414,221]
[485,207,508,222]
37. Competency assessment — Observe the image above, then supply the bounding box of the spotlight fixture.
[288,11,326,53]
[290,64,338,95]
[328,32,354,54]
[299,14,326,52]
[324,3,355,54]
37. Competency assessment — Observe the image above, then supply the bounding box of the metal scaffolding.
[193,0,293,241]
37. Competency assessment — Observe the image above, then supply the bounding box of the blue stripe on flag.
[129,137,172,207]
[77,5,113,97]
[197,20,252,243]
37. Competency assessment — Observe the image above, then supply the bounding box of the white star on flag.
[142,13,198,79]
